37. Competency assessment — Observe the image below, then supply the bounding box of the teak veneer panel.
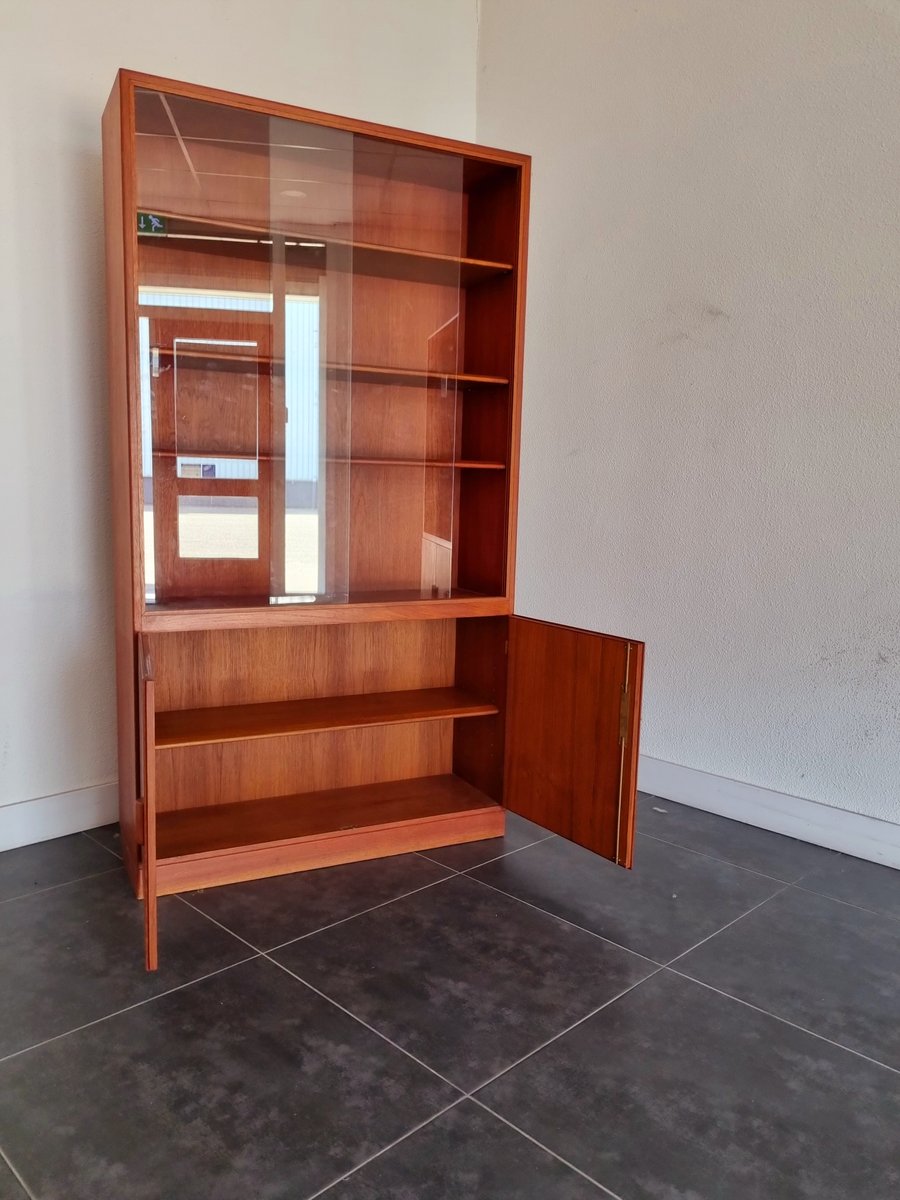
[148,620,456,710]
[152,776,504,894]
[156,687,498,748]
[155,722,453,811]
[157,774,498,860]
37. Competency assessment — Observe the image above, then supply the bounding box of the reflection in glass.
[177,496,259,558]
[134,88,469,609]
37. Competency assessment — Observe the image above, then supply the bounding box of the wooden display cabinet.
[102,70,644,969]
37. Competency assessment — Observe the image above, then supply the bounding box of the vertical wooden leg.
[142,675,158,971]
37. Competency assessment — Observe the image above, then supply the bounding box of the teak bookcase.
[102,70,645,970]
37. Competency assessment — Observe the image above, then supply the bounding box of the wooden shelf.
[325,364,508,388]
[327,457,506,469]
[156,774,501,863]
[139,211,513,286]
[156,686,498,749]
[150,351,506,388]
[141,591,511,632]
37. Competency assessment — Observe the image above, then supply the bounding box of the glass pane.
[134,87,353,606]
[342,136,463,600]
[177,496,259,558]
[134,87,474,609]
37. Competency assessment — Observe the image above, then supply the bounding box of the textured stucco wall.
[477,0,900,823]
[0,0,478,814]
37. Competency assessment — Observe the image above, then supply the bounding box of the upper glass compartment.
[133,87,515,611]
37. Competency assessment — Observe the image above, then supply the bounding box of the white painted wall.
[3,0,898,851]
[477,0,900,827]
[0,0,477,844]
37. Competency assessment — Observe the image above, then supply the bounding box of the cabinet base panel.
[134,775,505,896]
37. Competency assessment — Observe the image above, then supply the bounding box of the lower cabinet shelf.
[152,774,504,895]
[156,687,498,749]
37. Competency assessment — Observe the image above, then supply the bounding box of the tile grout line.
[636,830,800,883]
[665,966,900,1078]
[80,829,124,862]
[174,894,267,953]
[662,883,791,968]
[788,880,900,925]
[302,1097,467,1199]
[468,1097,625,1199]
[0,866,124,907]
[0,953,260,1066]
[263,952,466,1096]
[264,872,460,953]
[418,831,557,874]
[0,1144,37,1200]
[178,872,471,957]
[459,832,558,872]
[462,871,662,966]
[465,966,666,1096]
[640,820,900,923]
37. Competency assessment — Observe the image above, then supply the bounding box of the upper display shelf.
[137,212,513,286]
[110,74,528,624]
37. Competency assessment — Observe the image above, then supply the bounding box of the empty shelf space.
[156,774,501,862]
[324,364,509,388]
[155,686,498,749]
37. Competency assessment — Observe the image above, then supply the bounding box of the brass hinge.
[619,683,630,744]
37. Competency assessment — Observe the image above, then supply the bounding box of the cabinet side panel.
[102,78,139,889]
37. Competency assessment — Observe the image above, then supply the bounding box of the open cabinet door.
[505,616,644,867]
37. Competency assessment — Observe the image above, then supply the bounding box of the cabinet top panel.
[111,69,530,169]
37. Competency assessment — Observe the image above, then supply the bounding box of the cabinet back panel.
[155,721,452,811]
[351,275,461,370]
[349,465,430,592]
[148,620,456,709]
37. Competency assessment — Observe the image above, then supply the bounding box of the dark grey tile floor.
[0,798,898,1199]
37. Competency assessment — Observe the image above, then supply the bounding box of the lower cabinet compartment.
[152,773,504,895]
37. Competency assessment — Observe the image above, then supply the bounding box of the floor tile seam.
[0,865,125,908]
[303,1096,467,1199]
[262,952,466,1096]
[636,830,799,884]
[665,966,900,1078]
[0,953,260,1067]
[175,894,269,954]
[467,1097,624,1198]
[261,872,460,954]
[464,832,559,872]
[662,882,791,968]
[414,851,462,872]
[414,832,556,874]
[461,871,662,967]
[80,829,124,861]
[465,966,666,1095]
[788,880,900,925]
[0,1143,37,1200]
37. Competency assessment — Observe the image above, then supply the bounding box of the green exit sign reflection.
[137,212,167,234]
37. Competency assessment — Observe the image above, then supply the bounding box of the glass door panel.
[134,87,353,606]
[345,135,463,600]
[134,87,491,610]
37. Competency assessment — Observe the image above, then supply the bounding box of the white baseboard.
[0,783,118,853]
[639,755,900,870]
